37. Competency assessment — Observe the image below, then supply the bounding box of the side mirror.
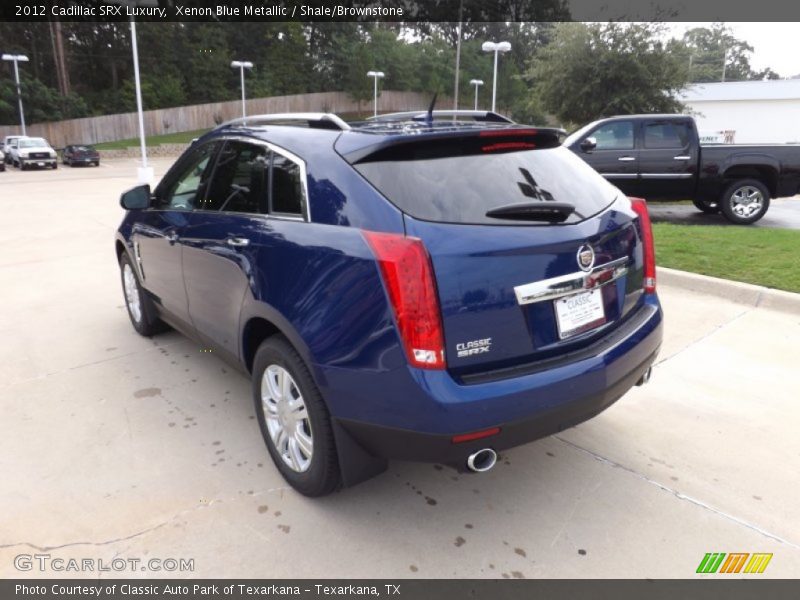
[580,137,597,152]
[120,184,151,210]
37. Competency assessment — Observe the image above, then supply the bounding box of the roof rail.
[367,110,515,124]
[215,113,351,132]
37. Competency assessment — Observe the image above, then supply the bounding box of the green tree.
[527,23,687,127]
[678,23,778,83]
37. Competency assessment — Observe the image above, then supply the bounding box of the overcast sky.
[668,23,800,78]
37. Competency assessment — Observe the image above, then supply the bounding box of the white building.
[679,79,800,144]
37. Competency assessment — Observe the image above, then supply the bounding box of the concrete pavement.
[1,159,798,578]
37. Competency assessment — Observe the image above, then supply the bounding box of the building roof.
[680,79,800,102]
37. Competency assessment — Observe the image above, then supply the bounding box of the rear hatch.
[347,129,647,378]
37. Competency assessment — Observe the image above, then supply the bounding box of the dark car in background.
[63,144,100,167]
[566,114,800,224]
[115,113,663,496]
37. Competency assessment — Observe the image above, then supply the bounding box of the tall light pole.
[231,60,253,121]
[721,48,729,82]
[2,54,29,135]
[481,41,511,112]
[469,79,484,110]
[367,71,385,118]
[111,0,156,183]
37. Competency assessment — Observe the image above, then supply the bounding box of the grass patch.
[94,129,210,150]
[653,223,800,293]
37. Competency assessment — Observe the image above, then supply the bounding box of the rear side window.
[644,122,690,149]
[270,152,305,217]
[354,145,619,225]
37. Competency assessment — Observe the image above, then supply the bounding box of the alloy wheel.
[730,186,764,218]
[261,365,313,472]
[122,263,142,323]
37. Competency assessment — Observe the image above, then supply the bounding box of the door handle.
[618,156,636,162]
[673,155,691,160]
[166,231,179,244]
[226,237,250,248]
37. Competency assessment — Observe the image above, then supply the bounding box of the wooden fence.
[0,90,446,148]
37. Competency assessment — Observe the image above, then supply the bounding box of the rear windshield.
[354,145,619,225]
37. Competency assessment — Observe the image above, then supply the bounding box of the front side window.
[158,142,218,210]
[592,121,634,150]
[200,141,269,214]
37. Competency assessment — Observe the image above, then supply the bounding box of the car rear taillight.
[630,197,656,293]
[363,231,445,370]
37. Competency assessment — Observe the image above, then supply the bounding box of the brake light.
[630,197,656,293]
[479,128,539,137]
[363,231,445,369]
[482,141,536,153]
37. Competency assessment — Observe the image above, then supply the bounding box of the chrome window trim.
[514,257,630,306]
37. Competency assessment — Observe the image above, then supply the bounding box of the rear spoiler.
[337,126,565,164]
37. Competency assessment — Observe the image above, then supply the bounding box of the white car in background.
[3,135,25,164]
[10,137,58,170]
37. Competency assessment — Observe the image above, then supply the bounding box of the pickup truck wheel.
[119,253,167,336]
[253,336,341,497]
[720,179,770,225]
[692,198,720,214]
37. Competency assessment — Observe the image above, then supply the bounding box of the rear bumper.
[337,344,656,465]
[317,295,663,465]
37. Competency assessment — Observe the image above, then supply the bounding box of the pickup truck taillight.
[630,197,656,293]
[363,231,445,370]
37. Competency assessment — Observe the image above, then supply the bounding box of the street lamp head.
[2,54,29,62]
[482,41,511,53]
[470,79,484,86]
[367,71,385,78]
[231,61,253,69]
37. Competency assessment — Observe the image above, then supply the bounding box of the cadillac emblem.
[577,244,595,272]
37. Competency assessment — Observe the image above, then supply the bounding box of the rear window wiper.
[485,202,575,223]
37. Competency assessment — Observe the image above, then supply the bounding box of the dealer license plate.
[554,289,606,339]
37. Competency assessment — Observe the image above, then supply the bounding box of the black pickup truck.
[565,114,800,224]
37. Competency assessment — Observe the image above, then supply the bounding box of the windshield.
[20,138,48,148]
[354,145,619,225]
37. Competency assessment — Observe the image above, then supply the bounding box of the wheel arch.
[721,162,779,197]
[240,304,315,376]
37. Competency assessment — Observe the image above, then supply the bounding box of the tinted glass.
[159,142,218,210]
[354,146,619,225]
[270,153,305,216]
[644,122,690,149]
[592,122,634,150]
[201,141,269,213]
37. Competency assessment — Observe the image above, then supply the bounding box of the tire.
[720,179,770,225]
[119,253,167,337]
[252,335,341,497]
[52,163,57,170]
[692,197,720,214]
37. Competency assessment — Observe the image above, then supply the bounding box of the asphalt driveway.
[649,196,800,229]
[1,159,798,579]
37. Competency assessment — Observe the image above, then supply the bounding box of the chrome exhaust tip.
[636,366,653,386]
[466,448,497,473]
